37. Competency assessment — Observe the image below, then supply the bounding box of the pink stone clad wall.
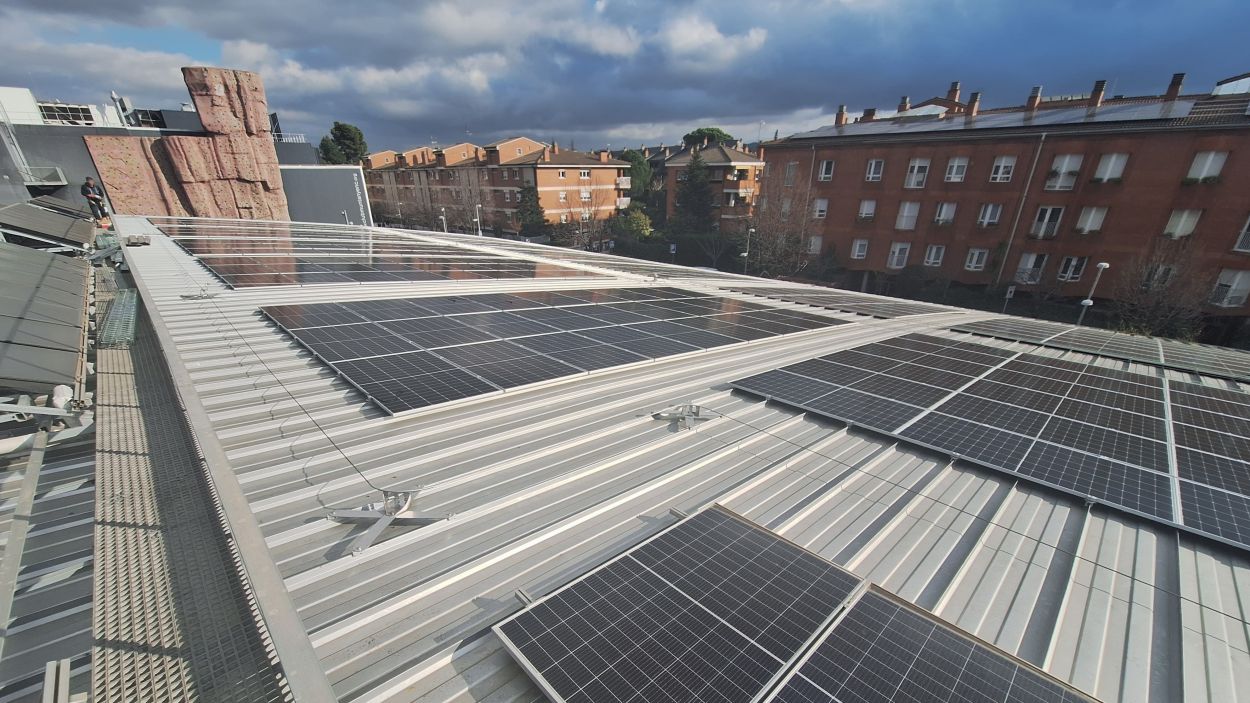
[84,66,290,220]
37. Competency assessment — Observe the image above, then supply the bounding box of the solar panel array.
[414,228,744,281]
[149,218,605,288]
[726,286,952,319]
[263,287,848,414]
[730,331,1250,551]
[953,318,1250,383]
[494,506,863,703]
[495,507,1093,703]
[766,588,1095,703]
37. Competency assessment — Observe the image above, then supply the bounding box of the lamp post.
[475,204,483,236]
[341,210,351,225]
[742,227,755,274]
[1076,262,1110,326]
[439,207,448,233]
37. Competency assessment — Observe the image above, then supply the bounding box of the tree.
[746,160,817,278]
[318,136,346,165]
[610,206,653,243]
[319,121,368,164]
[620,149,653,200]
[672,152,715,233]
[682,126,735,146]
[517,185,548,239]
[1109,240,1212,339]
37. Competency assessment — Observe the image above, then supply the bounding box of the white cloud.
[656,14,767,72]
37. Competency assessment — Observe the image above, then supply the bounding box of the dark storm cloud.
[1,0,1247,151]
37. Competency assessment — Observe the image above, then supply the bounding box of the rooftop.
[3,213,1250,702]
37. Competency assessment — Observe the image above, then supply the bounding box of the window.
[977,203,1002,227]
[784,162,798,186]
[503,190,511,203]
[1236,215,1250,253]
[865,159,884,182]
[1045,154,1084,191]
[1094,153,1128,181]
[579,169,591,179]
[807,236,823,254]
[905,158,930,188]
[851,239,869,259]
[934,202,957,225]
[559,213,569,223]
[895,201,919,230]
[1015,253,1048,284]
[1075,206,1107,234]
[1188,151,1228,181]
[1165,209,1202,238]
[511,168,519,180]
[558,169,566,179]
[516,147,523,155]
[1031,206,1064,239]
[990,155,1016,182]
[944,157,969,182]
[965,248,989,271]
[500,169,509,181]
[1211,269,1250,307]
[813,198,829,219]
[580,190,592,201]
[1057,256,1089,282]
[558,191,568,202]
[1144,264,1174,290]
[580,211,591,222]
[781,198,793,219]
[818,160,835,181]
[924,244,945,267]
[858,199,876,220]
[887,242,911,269]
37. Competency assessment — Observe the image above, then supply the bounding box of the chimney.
[1026,86,1042,114]
[1089,80,1107,109]
[967,91,982,117]
[947,81,961,102]
[1165,72,1185,101]
[834,104,848,127]
[643,147,650,157]
[898,95,911,112]
[702,136,709,148]
[552,142,560,155]
[599,149,610,163]
[542,146,551,162]
[736,139,743,151]
[861,108,877,122]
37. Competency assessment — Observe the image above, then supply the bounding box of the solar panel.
[266,287,848,415]
[494,506,862,703]
[1179,481,1250,546]
[723,286,952,319]
[766,588,1097,703]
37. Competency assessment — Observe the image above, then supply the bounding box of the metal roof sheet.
[103,215,1250,703]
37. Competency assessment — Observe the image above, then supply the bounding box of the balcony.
[616,197,631,209]
[1015,269,1043,285]
[1029,222,1059,239]
[1209,287,1248,308]
[616,176,631,190]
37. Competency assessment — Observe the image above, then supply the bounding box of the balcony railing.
[1015,269,1043,284]
[1029,222,1059,239]
[616,176,631,190]
[1209,287,1248,308]
[616,197,631,209]
[273,133,307,143]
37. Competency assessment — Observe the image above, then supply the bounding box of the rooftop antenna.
[329,485,446,555]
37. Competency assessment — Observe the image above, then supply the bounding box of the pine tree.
[517,185,548,238]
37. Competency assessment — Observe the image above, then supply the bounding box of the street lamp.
[341,210,351,225]
[439,207,448,233]
[742,227,755,274]
[1076,262,1110,326]
[475,204,483,236]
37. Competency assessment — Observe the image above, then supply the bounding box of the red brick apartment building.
[364,137,630,235]
[762,72,1250,326]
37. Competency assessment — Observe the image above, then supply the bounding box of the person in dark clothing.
[81,177,107,222]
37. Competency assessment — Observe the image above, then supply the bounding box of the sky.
[1,0,1247,154]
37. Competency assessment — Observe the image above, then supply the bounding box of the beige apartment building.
[365,137,630,235]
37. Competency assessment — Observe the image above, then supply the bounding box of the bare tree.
[1108,239,1212,339]
[747,165,816,278]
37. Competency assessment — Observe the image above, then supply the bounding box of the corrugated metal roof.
[110,216,1250,703]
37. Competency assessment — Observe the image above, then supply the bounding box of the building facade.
[364,137,630,237]
[661,141,765,232]
[762,72,1250,324]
